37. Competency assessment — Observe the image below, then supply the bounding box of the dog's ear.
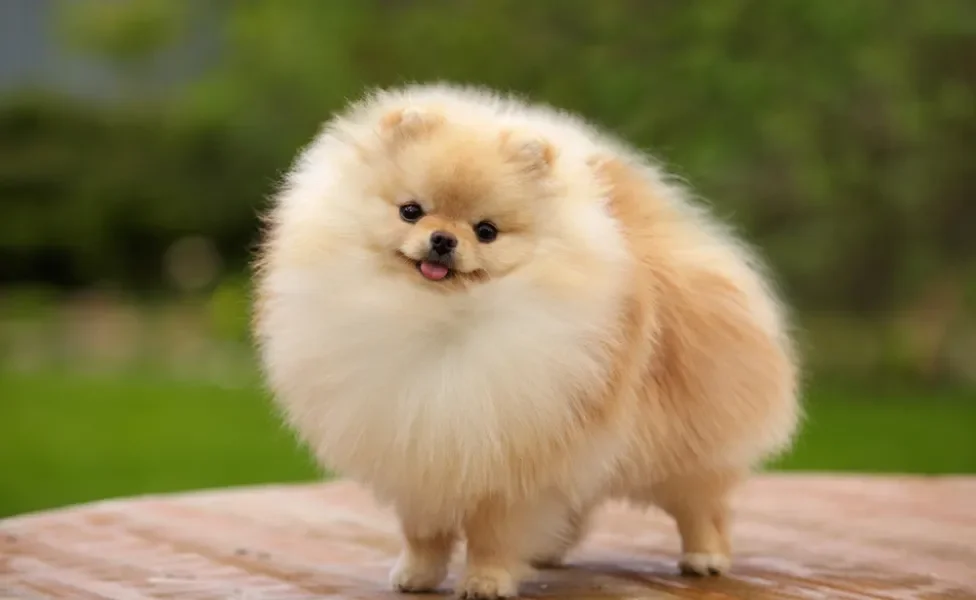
[499,130,557,175]
[380,106,443,139]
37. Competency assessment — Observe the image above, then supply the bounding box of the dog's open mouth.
[417,260,454,281]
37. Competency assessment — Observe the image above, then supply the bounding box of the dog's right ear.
[380,107,443,140]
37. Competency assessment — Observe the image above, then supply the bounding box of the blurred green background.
[1,1,974,519]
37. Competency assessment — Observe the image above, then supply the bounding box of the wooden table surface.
[1,475,974,599]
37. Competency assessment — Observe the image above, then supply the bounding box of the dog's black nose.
[429,231,457,255]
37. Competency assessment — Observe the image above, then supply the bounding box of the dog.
[252,82,801,598]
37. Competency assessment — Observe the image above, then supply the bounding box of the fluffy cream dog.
[252,82,801,599]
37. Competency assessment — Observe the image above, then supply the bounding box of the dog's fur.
[252,83,801,598]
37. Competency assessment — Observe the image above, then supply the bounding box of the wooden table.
[1,475,974,599]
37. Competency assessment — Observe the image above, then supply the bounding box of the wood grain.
[1,475,973,599]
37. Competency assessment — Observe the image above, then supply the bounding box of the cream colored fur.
[252,82,801,599]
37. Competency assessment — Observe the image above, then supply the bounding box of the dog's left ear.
[500,130,557,174]
[380,106,443,139]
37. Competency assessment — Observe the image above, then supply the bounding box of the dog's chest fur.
[257,260,623,505]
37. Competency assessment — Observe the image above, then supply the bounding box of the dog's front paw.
[456,567,518,599]
[390,551,447,593]
[678,552,730,577]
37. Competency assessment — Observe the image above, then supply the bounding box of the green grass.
[0,370,319,519]
[1,370,974,519]
[769,379,976,473]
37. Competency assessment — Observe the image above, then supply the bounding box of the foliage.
[57,0,188,74]
[2,1,975,376]
[0,95,272,288]
[160,0,975,315]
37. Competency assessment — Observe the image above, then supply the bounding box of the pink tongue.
[420,261,450,281]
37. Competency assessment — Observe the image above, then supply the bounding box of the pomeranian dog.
[252,82,801,598]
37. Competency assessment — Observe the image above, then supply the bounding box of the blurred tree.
[1,0,974,377]
[57,0,188,94]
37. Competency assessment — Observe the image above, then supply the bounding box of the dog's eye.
[399,202,424,223]
[474,221,498,243]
